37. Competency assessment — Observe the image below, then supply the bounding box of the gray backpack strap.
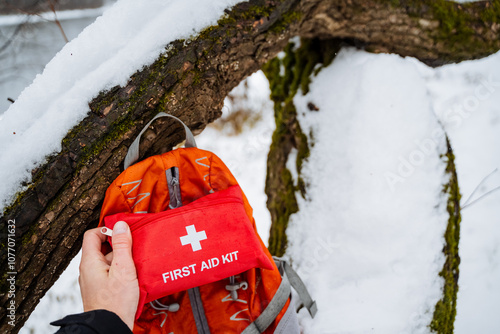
[277,258,318,318]
[124,112,197,169]
[241,267,291,334]
[242,258,317,334]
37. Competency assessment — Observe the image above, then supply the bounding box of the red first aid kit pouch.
[104,185,274,318]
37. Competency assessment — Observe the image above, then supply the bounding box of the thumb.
[110,221,136,277]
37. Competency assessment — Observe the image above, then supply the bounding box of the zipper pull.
[170,177,181,209]
[167,167,182,209]
[101,227,113,237]
[150,300,180,312]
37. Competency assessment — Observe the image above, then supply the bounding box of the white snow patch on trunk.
[420,51,500,334]
[286,147,299,185]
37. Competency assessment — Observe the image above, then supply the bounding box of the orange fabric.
[99,147,289,333]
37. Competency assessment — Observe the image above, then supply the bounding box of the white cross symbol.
[180,225,207,252]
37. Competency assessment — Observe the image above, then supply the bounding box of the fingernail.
[114,221,128,235]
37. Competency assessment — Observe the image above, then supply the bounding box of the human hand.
[79,221,139,330]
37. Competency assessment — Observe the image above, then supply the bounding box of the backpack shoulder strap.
[278,258,318,318]
[124,112,197,169]
[242,258,317,334]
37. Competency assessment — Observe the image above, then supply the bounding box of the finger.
[109,221,137,279]
[105,251,113,265]
[81,228,107,267]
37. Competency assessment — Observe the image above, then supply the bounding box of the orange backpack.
[98,113,317,333]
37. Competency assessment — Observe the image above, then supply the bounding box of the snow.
[196,71,275,243]
[0,0,242,213]
[287,49,449,334]
[286,147,299,184]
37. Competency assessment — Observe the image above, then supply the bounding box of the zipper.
[166,167,211,333]
[128,196,242,233]
[170,176,181,208]
[167,167,182,209]
[188,287,211,334]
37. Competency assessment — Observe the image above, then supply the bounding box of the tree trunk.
[0,0,498,332]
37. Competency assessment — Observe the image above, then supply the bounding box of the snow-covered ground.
[0,1,497,333]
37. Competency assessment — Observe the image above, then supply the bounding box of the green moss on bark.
[263,38,341,256]
[430,138,461,333]
[270,11,302,33]
[386,0,500,62]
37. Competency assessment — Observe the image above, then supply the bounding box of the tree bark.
[0,0,498,332]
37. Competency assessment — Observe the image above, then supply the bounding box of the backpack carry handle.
[124,112,197,169]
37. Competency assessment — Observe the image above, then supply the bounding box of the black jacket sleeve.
[51,309,133,334]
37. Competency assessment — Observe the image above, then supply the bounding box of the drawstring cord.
[150,300,180,312]
[148,276,248,327]
[150,300,180,328]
